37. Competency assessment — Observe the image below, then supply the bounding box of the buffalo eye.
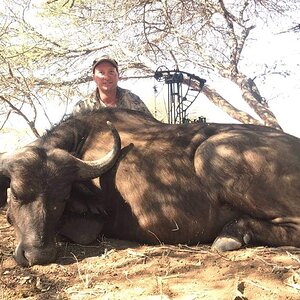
[6,211,12,225]
[64,195,71,202]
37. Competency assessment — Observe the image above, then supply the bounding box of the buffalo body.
[1,108,300,266]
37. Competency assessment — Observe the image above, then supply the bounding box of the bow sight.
[154,66,206,124]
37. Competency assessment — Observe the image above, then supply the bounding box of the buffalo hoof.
[212,233,251,252]
[212,236,242,251]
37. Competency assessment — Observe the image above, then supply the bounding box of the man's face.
[93,62,119,92]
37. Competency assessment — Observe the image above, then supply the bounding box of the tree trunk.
[235,75,282,130]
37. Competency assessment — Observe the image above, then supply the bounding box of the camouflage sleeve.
[72,100,86,115]
[122,90,153,117]
[72,94,98,115]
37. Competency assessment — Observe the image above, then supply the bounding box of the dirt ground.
[1,208,300,300]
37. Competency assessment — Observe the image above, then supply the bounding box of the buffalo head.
[0,121,121,266]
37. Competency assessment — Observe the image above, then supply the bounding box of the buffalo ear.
[0,175,10,208]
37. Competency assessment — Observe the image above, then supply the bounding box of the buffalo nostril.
[14,244,30,267]
[16,245,57,266]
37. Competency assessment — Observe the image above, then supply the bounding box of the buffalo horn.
[73,121,121,180]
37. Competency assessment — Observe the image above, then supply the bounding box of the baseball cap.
[92,55,119,73]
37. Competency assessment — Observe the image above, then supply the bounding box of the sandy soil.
[1,207,300,300]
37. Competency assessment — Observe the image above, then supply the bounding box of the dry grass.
[1,207,300,299]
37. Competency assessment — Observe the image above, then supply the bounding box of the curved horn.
[74,121,121,180]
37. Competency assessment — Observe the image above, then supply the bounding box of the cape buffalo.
[1,108,300,266]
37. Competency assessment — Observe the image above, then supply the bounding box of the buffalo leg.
[58,213,104,245]
[212,216,300,251]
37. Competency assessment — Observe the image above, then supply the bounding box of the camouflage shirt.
[73,86,152,116]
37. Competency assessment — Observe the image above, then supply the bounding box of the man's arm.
[73,93,99,115]
[122,89,153,117]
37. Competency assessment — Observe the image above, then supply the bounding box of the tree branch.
[0,96,40,137]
